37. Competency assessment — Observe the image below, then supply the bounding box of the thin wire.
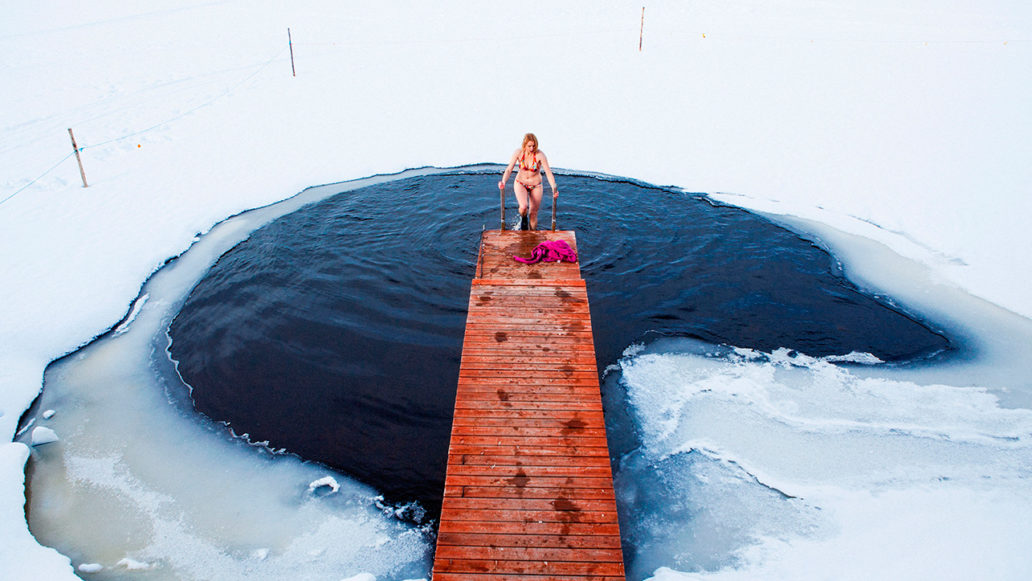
[0,152,76,206]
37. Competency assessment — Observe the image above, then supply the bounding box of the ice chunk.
[77,563,103,574]
[115,557,154,570]
[341,574,376,581]
[824,351,884,365]
[42,409,56,419]
[113,294,149,335]
[15,417,35,438]
[30,427,59,446]
[308,476,340,494]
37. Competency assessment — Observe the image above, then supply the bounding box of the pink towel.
[513,240,578,264]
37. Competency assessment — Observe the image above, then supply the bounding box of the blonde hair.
[521,133,539,152]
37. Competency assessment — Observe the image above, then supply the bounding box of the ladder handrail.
[498,185,559,231]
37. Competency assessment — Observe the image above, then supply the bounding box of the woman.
[499,133,558,230]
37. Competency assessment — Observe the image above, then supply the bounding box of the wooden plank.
[467,303,586,310]
[458,365,599,375]
[455,376,600,386]
[454,384,602,395]
[454,390,603,401]
[455,385,601,394]
[461,334,596,343]
[433,575,625,581]
[453,389,605,400]
[448,414,606,426]
[441,497,617,512]
[452,398,602,410]
[448,433,608,444]
[461,352,598,363]
[444,436,610,448]
[433,559,624,577]
[473,279,587,288]
[437,531,622,549]
[452,402,604,414]
[444,464,613,478]
[462,327,594,335]
[447,454,613,468]
[436,508,619,526]
[447,431,608,442]
[450,412,606,424]
[444,473,615,487]
[451,400,604,409]
[445,445,611,458]
[457,370,599,380]
[460,348,598,357]
[444,486,617,501]
[433,230,624,580]
[438,519,620,536]
[463,330,595,340]
[435,545,623,563]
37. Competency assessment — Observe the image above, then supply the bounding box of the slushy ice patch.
[611,339,1032,579]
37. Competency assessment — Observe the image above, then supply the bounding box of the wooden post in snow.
[639,6,645,51]
[68,128,88,188]
[288,28,296,77]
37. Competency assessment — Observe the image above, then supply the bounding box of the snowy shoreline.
[3,2,1030,579]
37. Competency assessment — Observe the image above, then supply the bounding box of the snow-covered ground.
[2,1,1029,579]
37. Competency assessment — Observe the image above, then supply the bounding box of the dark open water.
[168,171,949,520]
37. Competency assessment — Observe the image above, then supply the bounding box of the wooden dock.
[432,230,626,580]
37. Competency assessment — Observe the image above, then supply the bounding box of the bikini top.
[517,152,541,172]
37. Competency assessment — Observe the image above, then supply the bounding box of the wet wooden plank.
[447,453,614,467]
[455,387,601,397]
[434,558,624,577]
[433,575,624,581]
[437,531,622,549]
[457,370,600,380]
[444,464,614,477]
[443,487,619,502]
[441,496,618,513]
[435,545,623,563]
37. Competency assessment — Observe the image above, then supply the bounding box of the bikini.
[516,153,542,190]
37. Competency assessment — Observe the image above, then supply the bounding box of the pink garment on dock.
[513,240,578,264]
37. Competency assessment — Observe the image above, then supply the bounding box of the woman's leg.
[528,185,544,229]
[513,181,530,218]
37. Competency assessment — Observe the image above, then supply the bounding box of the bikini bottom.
[516,179,542,191]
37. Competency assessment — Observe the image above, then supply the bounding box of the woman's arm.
[539,151,558,197]
[499,150,519,190]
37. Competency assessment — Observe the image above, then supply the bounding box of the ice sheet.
[613,339,1032,580]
